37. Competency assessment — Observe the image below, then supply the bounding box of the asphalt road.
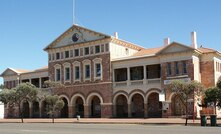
[0,123,220,134]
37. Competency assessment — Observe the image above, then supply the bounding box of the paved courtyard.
[0,123,220,134]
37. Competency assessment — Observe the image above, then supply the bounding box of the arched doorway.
[171,94,185,116]
[131,94,144,118]
[90,96,101,118]
[75,97,84,117]
[32,101,40,118]
[41,101,48,118]
[148,92,162,118]
[60,97,69,118]
[22,101,30,118]
[116,95,128,118]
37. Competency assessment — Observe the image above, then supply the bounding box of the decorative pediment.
[157,42,194,55]
[44,25,111,50]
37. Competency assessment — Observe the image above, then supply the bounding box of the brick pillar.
[144,102,148,118]
[4,105,8,118]
[29,105,33,118]
[72,105,76,117]
[84,104,89,118]
[128,103,131,117]
[101,103,112,118]
[113,104,116,117]
[68,105,73,118]
[39,105,42,118]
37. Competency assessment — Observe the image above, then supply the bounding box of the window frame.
[93,58,103,80]
[74,49,79,57]
[73,61,81,83]
[95,45,100,54]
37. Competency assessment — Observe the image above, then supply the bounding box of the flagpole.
[73,0,76,24]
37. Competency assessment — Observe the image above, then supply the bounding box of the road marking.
[21,130,48,133]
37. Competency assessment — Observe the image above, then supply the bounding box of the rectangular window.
[65,67,70,81]
[49,54,51,61]
[65,51,69,58]
[167,63,172,76]
[175,62,179,75]
[95,45,100,53]
[56,52,60,60]
[95,63,101,77]
[56,69,61,81]
[85,65,90,78]
[75,66,80,80]
[182,61,187,74]
[74,49,79,57]
[84,47,90,55]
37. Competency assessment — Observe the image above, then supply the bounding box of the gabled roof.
[0,68,30,77]
[156,42,195,55]
[132,46,164,57]
[197,47,217,53]
[44,24,111,51]
[0,66,48,77]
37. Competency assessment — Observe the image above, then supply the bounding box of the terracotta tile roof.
[34,66,48,71]
[197,47,216,53]
[133,46,164,56]
[12,69,30,73]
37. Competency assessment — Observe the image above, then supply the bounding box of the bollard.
[77,115,80,121]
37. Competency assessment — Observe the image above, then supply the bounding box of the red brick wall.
[48,53,111,85]
[200,61,215,88]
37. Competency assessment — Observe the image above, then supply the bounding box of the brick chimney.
[191,31,197,49]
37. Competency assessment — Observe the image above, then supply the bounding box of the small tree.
[43,80,65,122]
[204,87,221,114]
[166,80,204,126]
[0,83,38,123]
[45,95,64,123]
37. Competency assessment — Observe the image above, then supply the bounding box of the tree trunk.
[185,100,188,126]
[18,105,24,123]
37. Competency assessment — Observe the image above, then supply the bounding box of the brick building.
[1,25,221,118]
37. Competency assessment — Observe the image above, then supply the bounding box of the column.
[144,102,148,118]
[143,65,147,85]
[84,104,89,118]
[29,103,33,118]
[127,67,130,86]
[39,77,42,88]
[101,103,112,118]
[29,79,31,84]
[68,105,73,118]
[128,103,132,118]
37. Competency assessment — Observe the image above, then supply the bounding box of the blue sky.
[0,0,221,84]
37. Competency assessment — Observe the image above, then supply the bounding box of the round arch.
[113,92,128,105]
[59,94,70,105]
[168,92,176,102]
[86,92,104,105]
[128,91,146,104]
[70,93,86,106]
[146,88,161,103]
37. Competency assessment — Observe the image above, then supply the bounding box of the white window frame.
[95,45,101,54]
[54,64,61,82]
[84,47,90,56]
[93,58,103,80]
[82,59,91,81]
[63,62,71,83]
[73,61,81,83]
[64,50,70,59]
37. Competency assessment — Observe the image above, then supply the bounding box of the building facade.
[1,25,221,118]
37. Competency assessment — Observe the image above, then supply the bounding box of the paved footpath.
[0,118,220,125]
